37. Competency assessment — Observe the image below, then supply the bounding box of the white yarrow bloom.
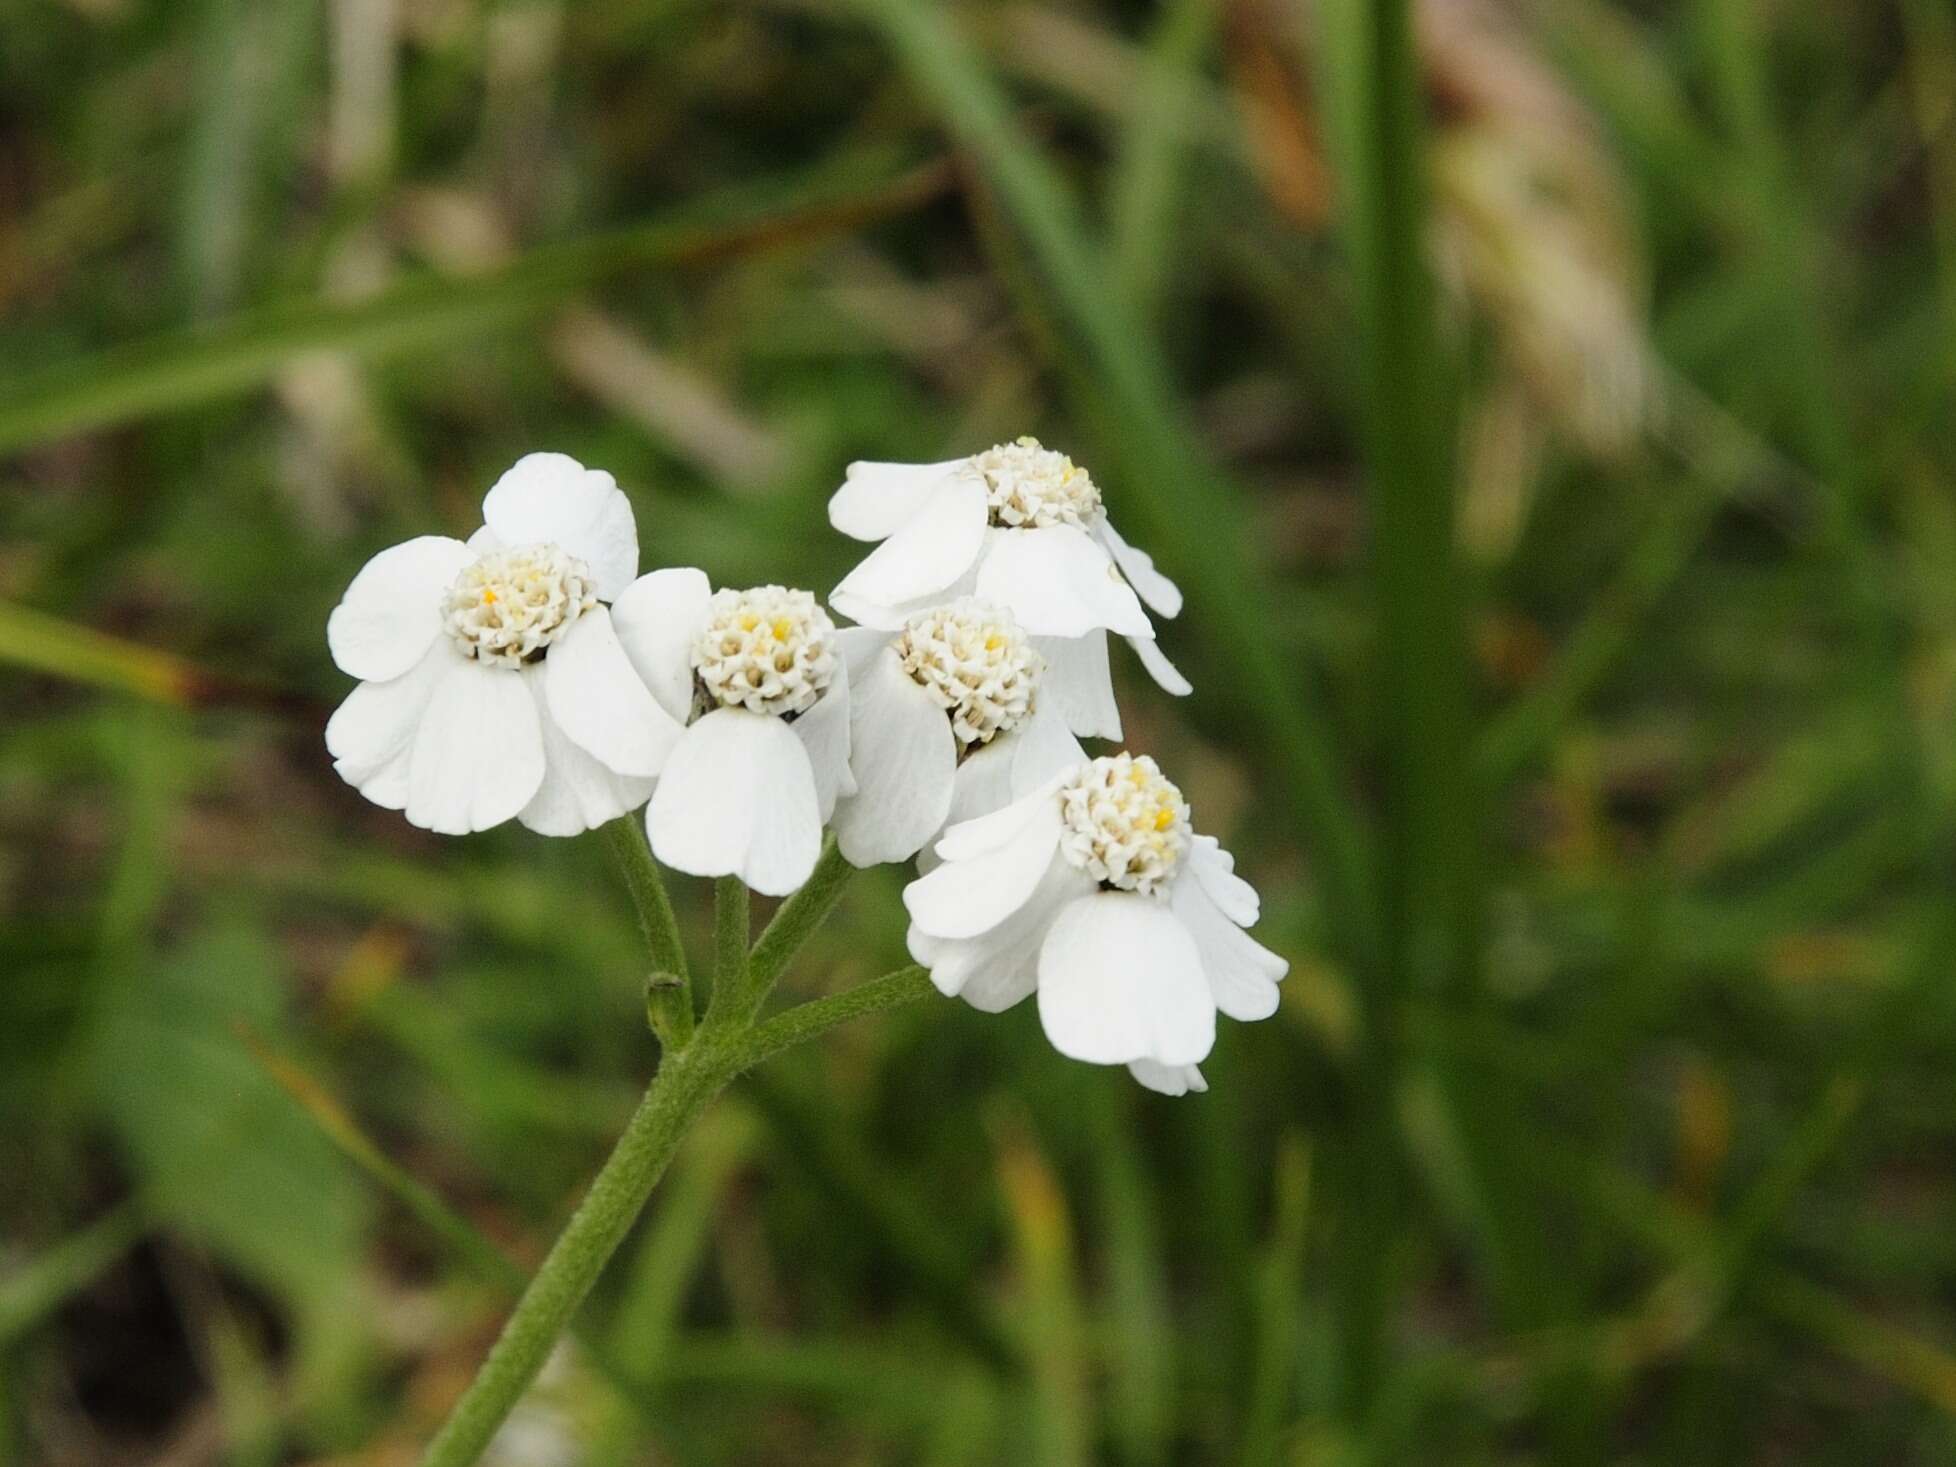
[325,453,683,836]
[831,598,1085,868]
[826,438,1191,740]
[609,573,855,896]
[903,753,1286,1094]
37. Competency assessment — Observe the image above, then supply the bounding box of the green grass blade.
[1309,0,1477,1420]
[0,149,949,457]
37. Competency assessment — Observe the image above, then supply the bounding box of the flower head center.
[974,436,1103,530]
[896,598,1041,749]
[1057,753,1191,894]
[444,543,595,668]
[693,585,836,717]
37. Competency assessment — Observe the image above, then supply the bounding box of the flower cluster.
[326,441,1286,1092]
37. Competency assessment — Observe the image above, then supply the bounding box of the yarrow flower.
[826,439,1190,740]
[606,571,854,896]
[325,453,684,835]
[831,598,1084,867]
[902,753,1287,1094]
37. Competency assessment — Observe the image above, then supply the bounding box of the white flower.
[609,574,855,896]
[826,438,1191,740]
[325,453,683,836]
[830,598,1085,868]
[902,753,1286,1094]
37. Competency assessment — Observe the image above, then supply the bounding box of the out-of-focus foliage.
[3,0,1955,1462]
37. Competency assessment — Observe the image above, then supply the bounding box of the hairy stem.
[727,966,931,1073]
[413,963,934,1467]
[601,818,694,1048]
[706,875,752,1028]
[416,1048,728,1467]
[748,835,855,993]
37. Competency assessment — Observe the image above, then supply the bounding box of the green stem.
[705,876,752,1028]
[600,818,694,1049]
[417,1048,729,1467]
[747,835,854,992]
[726,966,931,1073]
[414,965,933,1467]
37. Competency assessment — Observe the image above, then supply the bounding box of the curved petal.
[1189,835,1260,926]
[1128,1060,1207,1096]
[910,849,1091,1012]
[1030,633,1122,741]
[931,770,1074,865]
[903,794,1064,939]
[831,566,980,632]
[1036,892,1215,1067]
[1127,634,1192,697]
[518,682,656,836]
[647,708,821,896]
[326,641,454,809]
[481,452,638,600]
[975,526,1152,639]
[1171,875,1288,1021]
[609,567,712,726]
[833,647,957,866]
[792,660,855,822]
[543,606,684,778]
[835,625,893,681]
[327,535,473,682]
[404,661,546,834]
[831,473,987,617]
[1011,704,1088,790]
[830,459,969,541]
[1096,518,1183,618]
[917,735,1011,876]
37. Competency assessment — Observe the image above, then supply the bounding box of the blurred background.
[4,0,1955,1462]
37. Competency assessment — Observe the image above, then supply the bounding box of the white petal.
[835,625,893,681]
[833,647,957,866]
[481,452,638,600]
[903,794,1064,939]
[975,526,1152,639]
[916,736,1012,876]
[610,567,712,726]
[1036,893,1215,1066]
[1171,875,1288,1021]
[922,708,1084,873]
[792,661,855,822]
[326,535,474,682]
[404,660,546,834]
[831,473,987,617]
[1097,518,1183,618]
[326,641,454,809]
[1010,704,1088,790]
[831,565,981,632]
[518,682,656,836]
[931,771,1075,864]
[1128,1060,1207,1096]
[909,848,1090,1012]
[830,459,969,541]
[1127,634,1193,697]
[541,606,684,778]
[1189,835,1260,925]
[647,708,821,896]
[1030,633,1122,741]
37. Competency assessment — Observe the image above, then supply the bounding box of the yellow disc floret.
[895,598,1041,748]
[692,585,836,718]
[443,543,596,668]
[1057,753,1192,895]
[973,436,1104,530]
